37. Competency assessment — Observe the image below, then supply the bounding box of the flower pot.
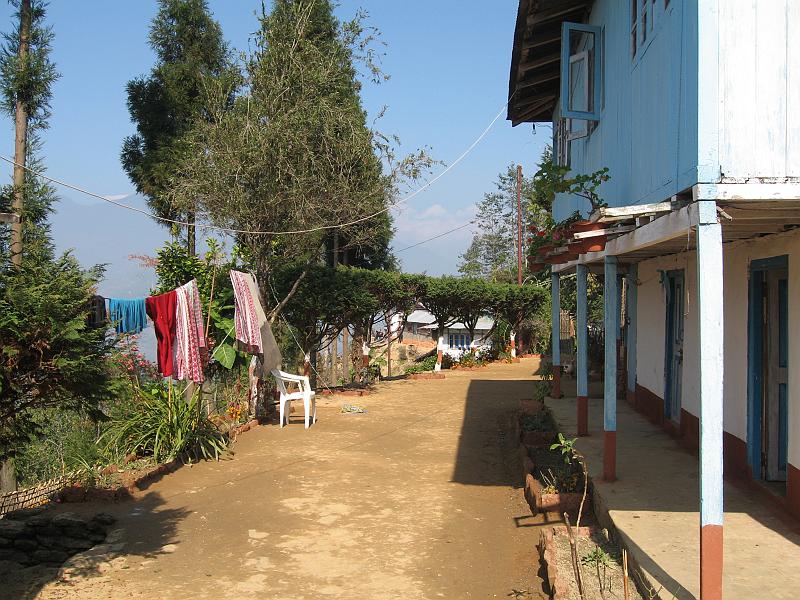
[568,235,607,254]
[570,219,603,233]
[536,244,554,258]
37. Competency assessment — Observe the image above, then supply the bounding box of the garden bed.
[539,526,643,600]
[407,372,445,380]
[518,396,591,520]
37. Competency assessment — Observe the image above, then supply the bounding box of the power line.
[394,221,474,252]
[0,96,512,237]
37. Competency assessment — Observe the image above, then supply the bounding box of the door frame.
[747,254,789,481]
[664,269,685,424]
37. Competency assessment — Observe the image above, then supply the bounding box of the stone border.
[538,525,595,600]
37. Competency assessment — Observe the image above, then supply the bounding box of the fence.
[0,470,83,518]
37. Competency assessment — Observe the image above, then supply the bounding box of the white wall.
[634,228,800,467]
[719,0,800,179]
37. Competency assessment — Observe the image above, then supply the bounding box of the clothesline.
[0,96,511,238]
[102,270,282,387]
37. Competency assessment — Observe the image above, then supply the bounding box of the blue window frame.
[560,22,602,121]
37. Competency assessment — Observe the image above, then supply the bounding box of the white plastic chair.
[271,369,317,429]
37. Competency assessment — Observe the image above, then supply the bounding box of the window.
[448,333,470,349]
[560,22,602,121]
[554,117,570,167]
[640,0,648,44]
[630,0,637,57]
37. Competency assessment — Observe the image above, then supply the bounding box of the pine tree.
[0,1,111,491]
[122,0,232,255]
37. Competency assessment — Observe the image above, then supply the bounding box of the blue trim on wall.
[751,255,788,272]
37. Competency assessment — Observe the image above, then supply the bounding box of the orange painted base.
[603,430,617,482]
[701,524,723,600]
[577,396,588,436]
[551,366,562,399]
[303,361,311,378]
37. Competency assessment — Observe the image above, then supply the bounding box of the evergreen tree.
[122,0,233,255]
[0,1,112,491]
[458,163,535,282]
[168,0,431,314]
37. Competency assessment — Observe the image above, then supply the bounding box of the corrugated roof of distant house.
[406,310,437,325]
[421,317,495,331]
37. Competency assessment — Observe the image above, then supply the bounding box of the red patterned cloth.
[145,290,177,377]
[174,279,206,383]
[230,270,262,354]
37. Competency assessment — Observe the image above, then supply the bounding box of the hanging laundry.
[146,290,177,377]
[86,295,106,329]
[230,270,282,375]
[174,279,206,383]
[108,298,148,334]
[230,270,262,354]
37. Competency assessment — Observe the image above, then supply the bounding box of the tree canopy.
[122,0,233,254]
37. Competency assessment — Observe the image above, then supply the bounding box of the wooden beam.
[510,96,556,126]
[519,51,561,73]
[522,23,562,50]
[527,0,588,26]
[590,201,674,223]
[516,66,560,89]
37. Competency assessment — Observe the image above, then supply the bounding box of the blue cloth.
[108,298,148,334]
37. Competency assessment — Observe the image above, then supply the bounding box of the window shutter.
[560,22,602,121]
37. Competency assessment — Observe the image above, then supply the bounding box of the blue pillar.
[626,264,638,405]
[551,272,562,398]
[603,256,618,481]
[576,264,589,435]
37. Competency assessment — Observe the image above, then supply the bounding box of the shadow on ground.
[3,491,190,600]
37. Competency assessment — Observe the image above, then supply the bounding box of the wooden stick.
[623,548,630,600]
[564,513,586,599]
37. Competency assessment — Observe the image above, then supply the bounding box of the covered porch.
[545,192,800,598]
[547,377,800,599]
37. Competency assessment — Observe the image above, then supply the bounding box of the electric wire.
[0,96,512,237]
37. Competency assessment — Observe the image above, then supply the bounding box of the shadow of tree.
[3,491,190,599]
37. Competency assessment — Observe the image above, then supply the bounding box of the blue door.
[664,271,685,424]
[747,256,789,482]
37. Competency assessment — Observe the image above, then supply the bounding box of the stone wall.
[0,509,114,567]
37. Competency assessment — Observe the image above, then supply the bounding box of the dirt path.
[9,359,549,600]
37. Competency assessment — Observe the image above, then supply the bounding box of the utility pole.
[10,0,31,268]
[516,164,523,286]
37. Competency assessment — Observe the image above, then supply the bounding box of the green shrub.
[14,408,105,487]
[102,383,229,463]
[404,355,438,374]
[521,409,556,433]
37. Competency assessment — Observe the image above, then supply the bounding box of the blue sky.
[0,1,549,293]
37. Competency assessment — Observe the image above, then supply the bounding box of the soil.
[551,529,644,600]
[4,358,558,600]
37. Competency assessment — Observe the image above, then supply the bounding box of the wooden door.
[764,269,789,481]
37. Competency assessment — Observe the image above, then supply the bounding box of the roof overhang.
[507,0,591,126]
[549,195,800,274]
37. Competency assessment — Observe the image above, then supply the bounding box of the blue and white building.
[509,1,800,598]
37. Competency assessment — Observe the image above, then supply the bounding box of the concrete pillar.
[551,272,562,398]
[626,264,638,407]
[603,256,618,482]
[576,264,589,436]
[434,336,445,372]
[510,330,517,358]
[696,200,724,600]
